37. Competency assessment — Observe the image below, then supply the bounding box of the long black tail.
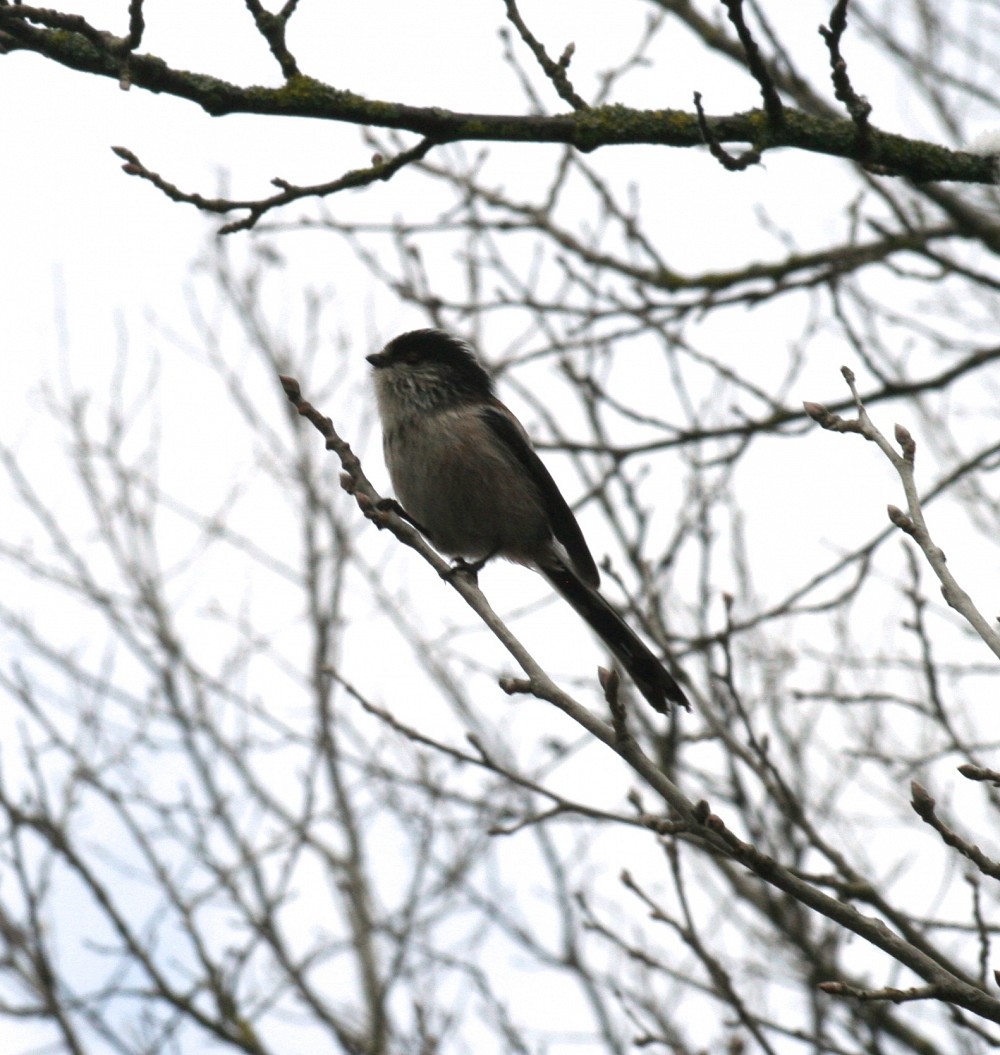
[541,559,690,713]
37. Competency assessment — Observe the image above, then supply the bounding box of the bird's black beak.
[366,352,389,368]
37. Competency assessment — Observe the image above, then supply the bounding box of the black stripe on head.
[382,329,495,399]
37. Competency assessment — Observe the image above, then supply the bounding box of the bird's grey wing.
[479,404,599,587]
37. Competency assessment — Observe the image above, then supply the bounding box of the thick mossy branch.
[0,17,994,183]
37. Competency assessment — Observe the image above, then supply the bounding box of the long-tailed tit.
[367,328,690,713]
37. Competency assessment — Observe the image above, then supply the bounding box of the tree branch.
[805,368,1000,663]
[0,7,992,179]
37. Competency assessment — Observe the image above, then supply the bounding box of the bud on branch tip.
[894,423,916,460]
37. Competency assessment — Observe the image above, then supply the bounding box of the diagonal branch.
[279,374,1000,1026]
[501,0,588,110]
[805,367,1000,662]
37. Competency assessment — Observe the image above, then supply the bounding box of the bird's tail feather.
[540,559,690,714]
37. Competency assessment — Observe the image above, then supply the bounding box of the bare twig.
[910,782,1000,881]
[805,368,1000,662]
[244,0,302,80]
[819,0,873,152]
[819,980,952,1003]
[721,0,785,123]
[501,0,588,110]
[693,91,761,172]
[112,138,439,233]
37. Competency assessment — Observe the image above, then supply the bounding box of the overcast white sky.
[2,5,999,1051]
[5,3,997,733]
[4,0,997,763]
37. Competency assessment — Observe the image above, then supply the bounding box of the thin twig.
[501,0,589,110]
[819,0,873,153]
[804,369,1000,662]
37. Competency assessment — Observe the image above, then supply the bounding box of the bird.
[366,328,690,713]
